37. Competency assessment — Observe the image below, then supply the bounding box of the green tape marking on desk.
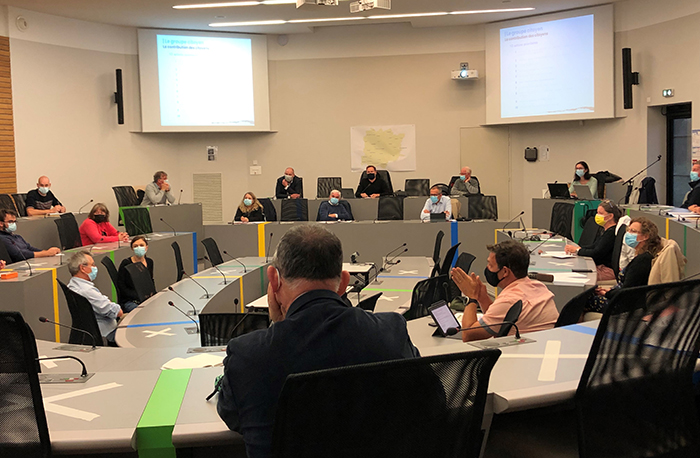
[136,369,192,458]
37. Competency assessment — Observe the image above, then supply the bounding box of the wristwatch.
[465,297,479,306]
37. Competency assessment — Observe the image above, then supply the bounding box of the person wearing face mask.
[79,203,129,246]
[67,251,123,345]
[420,185,452,221]
[0,209,61,263]
[117,236,154,313]
[217,226,419,458]
[565,200,621,281]
[141,171,176,206]
[451,166,481,196]
[681,163,700,213]
[451,240,558,342]
[585,217,660,314]
[318,189,352,221]
[274,167,303,199]
[568,161,598,199]
[355,165,391,198]
[234,192,265,223]
[25,175,66,216]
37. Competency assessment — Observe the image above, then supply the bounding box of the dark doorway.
[664,103,692,207]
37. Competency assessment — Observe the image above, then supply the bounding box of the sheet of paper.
[551,272,589,285]
[540,251,575,258]
[162,354,224,370]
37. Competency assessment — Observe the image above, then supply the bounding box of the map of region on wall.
[350,125,416,171]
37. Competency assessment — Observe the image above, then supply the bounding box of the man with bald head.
[26,176,66,216]
[275,167,303,199]
[451,166,481,196]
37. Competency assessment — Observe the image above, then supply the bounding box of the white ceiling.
[5,0,623,34]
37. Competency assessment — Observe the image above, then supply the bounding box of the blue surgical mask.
[243,198,253,206]
[575,169,585,178]
[691,171,699,182]
[38,186,50,195]
[624,232,639,249]
[430,196,439,204]
[133,246,147,258]
[88,266,98,281]
[5,222,16,233]
[330,197,339,205]
[459,175,466,181]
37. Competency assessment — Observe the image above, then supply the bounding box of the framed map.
[350,125,416,172]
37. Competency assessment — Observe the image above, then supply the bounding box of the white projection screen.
[138,29,271,132]
[485,4,614,125]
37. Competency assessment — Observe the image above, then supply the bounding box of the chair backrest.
[466,195,497,220]
[578,216,602,248]
[549,202,574,240]
[11,193,27,217]
[610,223,627,281]
[56,279,106,347]
[258,198,277,222]
[0,311,51,458]
[341,188,355,199]
[317,177,342,199]
[171,241,184,282]
[124,262,156,303]
[0,239,10,264]
[272,349,501,458]
[100,256,122,306]
[200,237,224,266]
[405,274,449,321]
[199,312,270,347]
[404,179,430,196]
[339,200,354,220]
[575,280,700,458]
[431,230,445,277]
[121,207,152,237]
[112,186,140,207]
[439,242,461,276]
[357,292,383,311]
[0,193,15,212]
[377,196,404,221]
[555,287,596,327]
[280,199,309,222]
[449,252,477,299]
[448,175,460,190]
[496,300,523,337]
[54,213,82,250]
[361,169,394,194]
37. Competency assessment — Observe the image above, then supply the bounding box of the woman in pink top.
[79,203,129,245]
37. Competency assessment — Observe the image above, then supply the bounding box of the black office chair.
[341,188,355,199]
[549,202,573,241]
[438,242,461,277]
[199,312,270,347]
[555,287,596,328]
[280,199,309,222]
[610,224,627,281]
[317,177,342,199]
[0,193,15,212]
[448,252,477,300]
[112,186,140,207]
[100,257,123,307]
[171,241,185,282]
[56,279,106,347]
[577,215,602,248]
[405,274,449,321]
[124,262,156,303]
[377,196,404,221]
[448,175,460,191]
[404,179,430,196]
[357,292,383,312]
[122,206,152,237]
[495,300,523,337]
[340,200,354,220]
[54,213,82,250]
[431,230,445,277]
[12,193,27,217]
[360,169,394,194]
[200,237,224,266]
[466,195,497,220]
[575,280,700,458]
[258,198,277,222]
[272,349,501,458]
[0,311,52,458]
[432,182,451,196]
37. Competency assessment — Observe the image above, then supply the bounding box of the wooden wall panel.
[0,37,16,194]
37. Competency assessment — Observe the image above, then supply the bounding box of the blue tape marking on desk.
[563,324,598,336]
[192,232,198,274]
[127,320,199,328]
[377,275,429,279]
[450,220,459,267]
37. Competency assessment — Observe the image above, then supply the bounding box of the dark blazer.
[234,207,264,222]
[217,289,420,458]
[355,176,391,198]
[578,226,615,268]
[606,252,653,301]
[681,180,700,209]
[117,257,154,305]
[275,176,303,199]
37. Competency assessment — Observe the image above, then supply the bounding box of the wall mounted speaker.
[622,48,639,110]
[114,69,124,125]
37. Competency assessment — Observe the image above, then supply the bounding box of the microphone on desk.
[132,222,151,240]
[168,301,199,333]
[77,199,94,214]
[222,251,247,273]
[167,286,197,316]
[177,189,183,205]
[379,248,408,273]
[204,255,228,285]
[160,218,177,236]
[350,251,360,264]
[12,240,33,276]
[36,355,89,377]
[378,243,407,272]
[446,321,521,340]
[39,316,97,348]
[519,216,535,241]
[528,230,563,255]
[181,270,211,298]
[265,232,274,263]
[502,211,524,238]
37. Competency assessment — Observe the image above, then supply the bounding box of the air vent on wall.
[193,173,223,223]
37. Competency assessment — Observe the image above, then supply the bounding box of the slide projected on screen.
[500,15,594,119]
[156,34,254,127]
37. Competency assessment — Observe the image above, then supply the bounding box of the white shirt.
[420,196,452,221]
[68,277,121,337]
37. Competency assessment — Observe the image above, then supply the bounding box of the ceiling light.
[367,12,447,19]
[288,17,365,23]
[209,19,287,26]
[450,7,535,15]
[174,0,296,9]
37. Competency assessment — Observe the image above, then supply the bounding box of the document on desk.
[162,354,224,370]
[551,272,589,285]
[540,252,575,259]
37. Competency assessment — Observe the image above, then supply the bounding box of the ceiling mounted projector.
[451,62,478,80]
[350,0,390,13]
[296,0,339,7]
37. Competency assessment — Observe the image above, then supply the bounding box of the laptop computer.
[573,184,594,200]
[430,212,447,222]
[547,183,571,199]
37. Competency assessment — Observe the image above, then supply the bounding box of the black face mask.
[93,215,107,224]
[483,266,503,287]
[367,173,376,180]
